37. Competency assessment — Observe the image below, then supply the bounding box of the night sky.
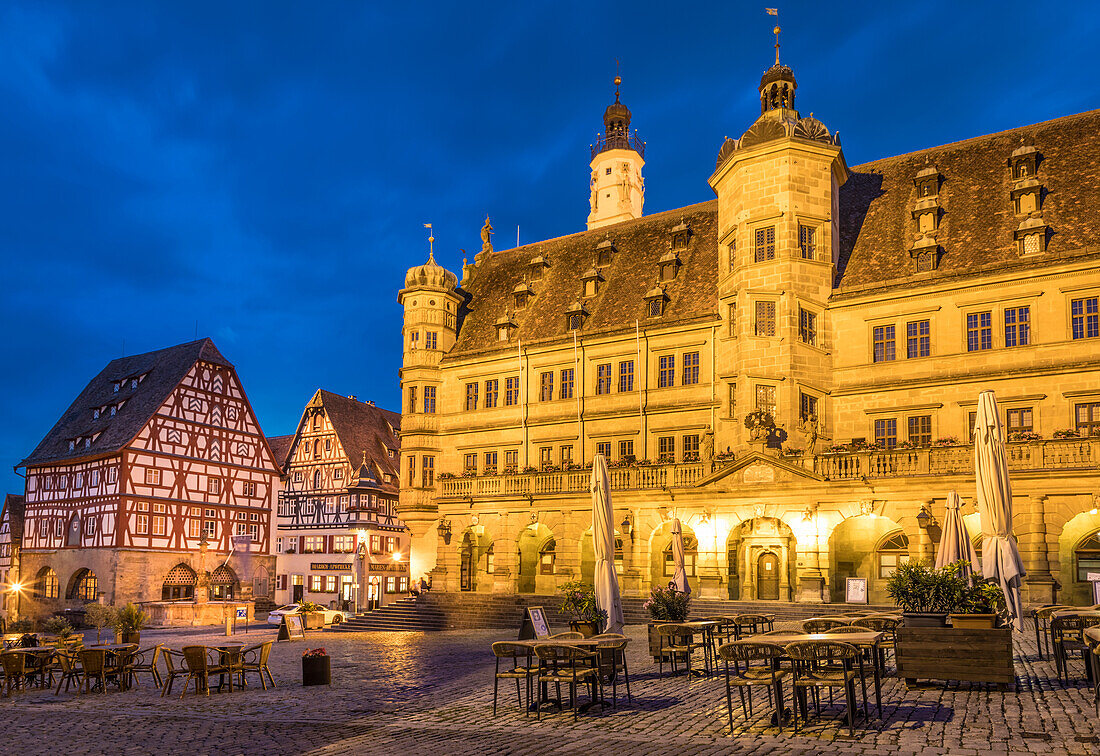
[2,1,1098,494]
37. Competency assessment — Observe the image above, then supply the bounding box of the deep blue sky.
[2,1,1098,494]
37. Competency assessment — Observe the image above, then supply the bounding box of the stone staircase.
[327,591,894,633]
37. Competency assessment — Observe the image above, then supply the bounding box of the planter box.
[902,612,949,628]
[950,613,998,629]
[304,612,326,630]
[302,655,331,686]
[896,627,1014,689]
[569,621,601,638]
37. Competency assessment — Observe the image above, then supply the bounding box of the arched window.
[877,532,910,579]
[313,469,322,489]
[1075,531,1100,582]
[162,563,197,601]
[69,569,98,601]
[34,566,59,599]
[539,539,556,575]
[485,544,495,575]
[210,565,238,600]
[663,535,698,577]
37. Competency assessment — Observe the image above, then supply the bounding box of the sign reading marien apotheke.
[310,562,354,572]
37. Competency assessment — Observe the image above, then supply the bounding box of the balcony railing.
[436,438,1099,499]
[591,132,646,160]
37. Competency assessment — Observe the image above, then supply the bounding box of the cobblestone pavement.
[1,620,1098,755]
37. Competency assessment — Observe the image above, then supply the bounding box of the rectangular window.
[309,575,323,592]
[799,308,817,346]
[873,325,896,362]
[682,434,700,461]
[406,456,415,487]
[799,224,816,260]
[136,514,149,535]
[559,445,573,467]
[682,352,700,385]
[504,450,518,471]
[657,436,675,462]
[1075,402,1100,436]
[727,302,737,337]
[421,456,434,487]
[324,575,337,593]
[618,361,634,392]
[463,453,477,474]
[334,535,354,553]
[1072,297,1099,340]
[540,447,552,468]
[559,368,574,400]
[799,392,818,422]
[755,384,776,416]
[423,386,436,414]
[241,481,257,497]
[906,320,931,358]
[969,411,978,442]
[484,379,499,408]
[658,355,675,388]
[483,451,497,474]
[619,440,634,459]
[304,535,324,553]
[539,372,553,402]
[505,376,519,406]
[728,382,737,417]
[152,516,166,536]
[755,301,776,337]
[425,331,437,350]
[408,331,419,349]
[370,535,383,554]
[596,363,612,395]
[754,226,776,262]
[907,415,932,446]
[874,418,898,449]
[966,311,993,351]
[189,517,200,538]
[596,441,612,458]
[465,382,478,411]
[1006,408,1034,435]
[145,468,161,486]
[207,477,220,495]
[1004,306,1030,347]
[407,385,418,414]
[385,576,397,593]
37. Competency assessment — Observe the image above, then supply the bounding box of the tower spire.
[423,223,434,259]
[767,8,780,64]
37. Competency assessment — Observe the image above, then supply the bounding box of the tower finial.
[767,8,780,64]
[614,59,621,103]
[423,222,434,259]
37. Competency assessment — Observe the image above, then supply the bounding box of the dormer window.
[659,251,680,282]
[92,408,101,420]
[113,381,121,393]
[1010,145,1038,180]
[596,238,615,267]
[68,439,76,451]
[565,302,589,331]
[909,235,940,273]
[84,438,91,449]
[131,377,139,389]
[581,267,604,298]
[1012,180,1041,215]
[670,219,691,251]
[110,404,118,417]
[644,284,667,317]
[1015,217,1048,256]
[529,253,549,281]
[513,282,534,310]
[495,312,518,342]
[913,166,940,199]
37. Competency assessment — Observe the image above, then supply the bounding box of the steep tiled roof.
[836,109,1100,293]
[2,494,25,542]
[18,339,232,469]
[317,391,401,493]
[447,202,719,359]
[266,434,296,473]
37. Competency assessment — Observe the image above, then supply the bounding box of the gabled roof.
[2,494,25,542]
[266,434,296,473]
[18,338,232,469]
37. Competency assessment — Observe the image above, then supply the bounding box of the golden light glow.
[392,551,403,562]
[10,581,23,593]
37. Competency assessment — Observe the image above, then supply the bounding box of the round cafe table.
[213,644,245,691]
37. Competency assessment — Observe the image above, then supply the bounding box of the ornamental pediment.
[694,450,824,491]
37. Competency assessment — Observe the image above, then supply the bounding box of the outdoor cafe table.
[744,630,885,719]
[512,638,626,713]
[677,620,721,674]
[10,647,56,688]
[212,644,245,691]
[87,644,137,690]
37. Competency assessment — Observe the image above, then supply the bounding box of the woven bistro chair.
[534,643,601,721]
[1033,605,1074,660]
[785,640,864,737]
[594,636,632,708]
[732,613,774,639]
[1051,616,1094,684]
[656,623,709,681]
[802,617,848,634]
[826,626,869,634]
[53,650,84,695]
[852,615,901,662]
[239,641,276,690]
[491,642,538,717]
[0,651,29,696]
[1086,631,1100,716]
[702,616,738,643]
[128,644,163,689]
[717,641,788,733]
[160,649,191,697]
[549,632,584,640]
[78,649,109,694]
[179,645,229,698]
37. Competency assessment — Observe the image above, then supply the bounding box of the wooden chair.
[128,644,163,688]
[802,617,847,633]
[491,642,538,716]
[0,651,28,696]
[785,640,863,737]
[54,650,84,695]
[533,643,601,721]
[717,641,788,732]
[78,649,109,694]
[239,641,276,690]
[160,649,191,697]
[178,645,229,697]
[595,636,632,708]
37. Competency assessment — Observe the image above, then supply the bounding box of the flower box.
[895,627,1014,690]
[302,653,331,686]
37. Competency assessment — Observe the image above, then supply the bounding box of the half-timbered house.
[275,390,409,610]
[0,494,24,622]
[16,339,281,623]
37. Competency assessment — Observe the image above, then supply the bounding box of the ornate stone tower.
[708,53,848,458]
[587,76,645,230]
[398,248,461,579]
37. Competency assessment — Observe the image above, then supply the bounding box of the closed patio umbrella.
[974,390,1027,630]
[670,518,691,595]
[591,454,625,634]
[935,490,981,581]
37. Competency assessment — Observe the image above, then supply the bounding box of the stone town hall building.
[397,57,1100,608]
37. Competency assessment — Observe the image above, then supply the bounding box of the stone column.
[1020,494,1057,606]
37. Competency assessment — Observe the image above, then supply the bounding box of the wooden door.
[757,552,780,600]
[460,549,474,591]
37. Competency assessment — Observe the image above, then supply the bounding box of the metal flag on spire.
[766,8,780,64]
[423,223,434,257]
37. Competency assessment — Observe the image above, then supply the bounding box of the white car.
[266,604,347,626]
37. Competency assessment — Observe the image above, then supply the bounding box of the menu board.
[278,614,305,641]
[845,577,868,604]
[519,606,551,640]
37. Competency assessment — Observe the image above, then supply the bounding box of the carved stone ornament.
[859,500,875,516]
[739,118,787,150]
[793,116,832,143]
[753,503,766,519]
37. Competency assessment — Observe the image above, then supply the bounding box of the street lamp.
[9,581,23,621]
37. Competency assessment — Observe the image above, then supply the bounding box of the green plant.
[885,561,959,613]
[956,575,1007,615]
[113,602,148,634]
[298,600,323,613]
[84,603,116,644]
[643,582,692,622]
[44,616,74,639]
[302,647,328,658]
[558,580,606,625]
[9,618,34,633]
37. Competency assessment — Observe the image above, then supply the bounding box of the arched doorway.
[253,564,271,599]
[34,566,59,599]
[756,552,780,600]
[726,517,795,601]
[827,514,908,604]
[516,523,555,594]
[1057,509,1100,605]
[647,520,699,593]
[458,528,493,592]
[162,563,197,601]
[210,565,239,600]
[68,568,98,601]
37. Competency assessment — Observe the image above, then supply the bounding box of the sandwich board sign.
[278,613,306,641]
[519,606,551,640]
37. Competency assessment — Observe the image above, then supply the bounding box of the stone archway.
[457,527,494,593]
[827,514,908,604]
[1057,510,1100,605]
[726,517,795,601]
[648,520,699,594]
[516,523,556,594]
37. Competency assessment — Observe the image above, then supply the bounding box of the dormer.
[528,253,550,281]
[1011,178,1042,215]
[644,284,668,317]
[911,166,942,234]
[909,234,940,273]
[670,218,692,251]
[1015,216,1049,256]
[913,165,940,199]
[1009,144,1038,180]
[513,282,534,310]
[565,301,589,331]
[495,312,518,342]
[659,250,680,282]
[595,238,615,267]
[581,266,604,298]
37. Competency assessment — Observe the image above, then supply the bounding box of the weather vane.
[423,223,434,257]
[767,8,780,65]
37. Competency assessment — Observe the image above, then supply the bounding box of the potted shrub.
[84,603,116,645]
[643,582,692,660]
[885,561,954,627]
[114,602,148,644]
[299,600,326,630]
[950,573,1006,629]
[557,580,606,637]
[302,647,331,686]
[43,616,75,641]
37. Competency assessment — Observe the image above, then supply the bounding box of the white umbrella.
[591,454,624,634]
[935,491,981,581]
[974,390,1027,630]
[670,518,691,595]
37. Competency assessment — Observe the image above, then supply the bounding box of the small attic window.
[68,439,76,451]
[568,313,583,330]
[1015,218,1048,256]
[113,381,121,393]
[648,299,664,317]
[670,219,692,251]
[596,238,615,267]
[659,251,680,282]
[515,291,527,309]
[581,267,604,298]
[92,408,101,420]
[513,282,533,310]
[1010,145,1039,179]
[529,254,549,281]
[131,377,139,389]
[913,167,940,199]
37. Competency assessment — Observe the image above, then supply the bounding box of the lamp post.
[356,528,369,614]
[10,581,23,622]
